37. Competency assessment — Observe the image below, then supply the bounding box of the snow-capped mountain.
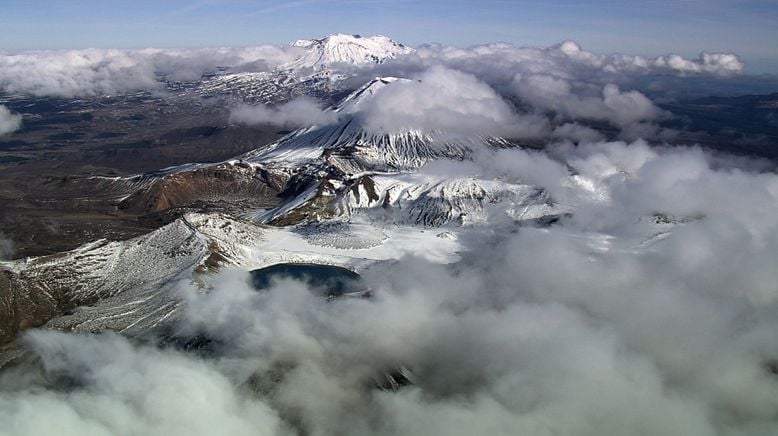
[284,34,412,71]
[198,34,413,102]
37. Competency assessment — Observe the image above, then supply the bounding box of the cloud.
[0,330,287,436]
[354,66,549,138]
[353,40,744,89]
[553,40,744,77]
[345,40,742,139]
[651,52,745,77]
[512,74,663,127]
[230,97,338,128]
[552,122,604,142]
[4,141,778,434]
[0,46,303,98]
[241,142,778,434]
[0,105,21,135]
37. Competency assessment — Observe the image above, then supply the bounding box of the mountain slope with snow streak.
[242,77,519,173]
[260,171,562,227]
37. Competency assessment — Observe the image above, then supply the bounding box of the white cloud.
[363,40,745,87]
[512,74,663,127]
[0,105,21,135]
[355,66,549,138]
[650,52,745,77]
[347,40,741,138]
[0,331,287,436]
[0,46,302,97]
[552,41,744,77]
[230,97,338,128]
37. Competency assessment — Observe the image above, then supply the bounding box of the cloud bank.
[0,330,287,436]
[355,66,549,137]
[230,97,338,128]
[512,76,662,126]
[3,141,778,435]
[408,40,745,82]
[0,45,302,97]
[0,105,22,135]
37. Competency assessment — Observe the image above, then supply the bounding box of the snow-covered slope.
[0,218,209,348]
[0,209,468,363]
[259,172,561,227]
[336,76,404,113]
[246,120,479,173]
[242,77,512,172]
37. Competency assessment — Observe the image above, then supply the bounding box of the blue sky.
[1,0,777,72]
